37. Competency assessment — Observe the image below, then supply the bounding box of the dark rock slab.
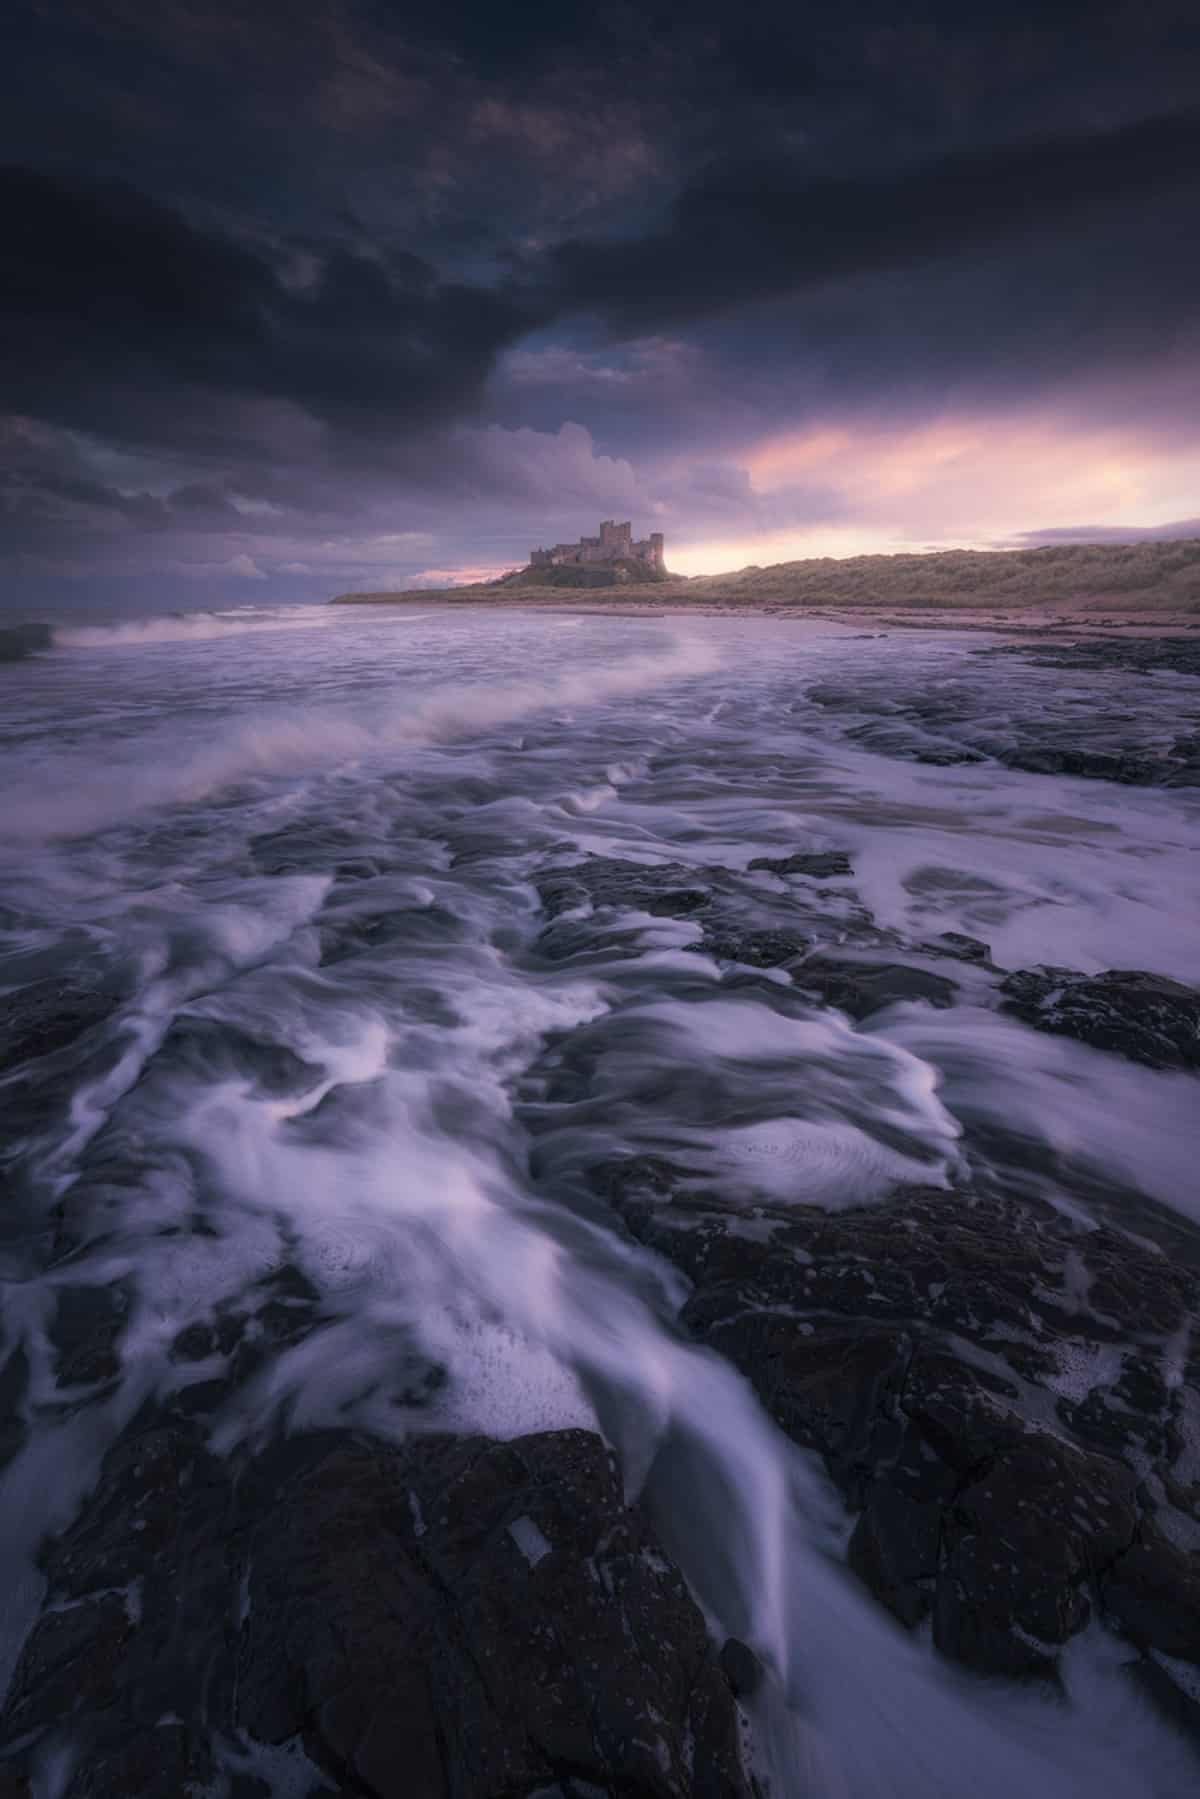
[701,925,809,967]
[920,931,993,965]
[998,746,1186,785]
[0,1345,29,1473]
[239,1430,747,1798]
[1102,1531,1200,1659]
[0,622,53,662]
[1000,966,1200,1070]
[535,855,832,973]
[980,637,1200,679]
[599,1160,1200,1691]
[537,856,715,921]
[249,820,392,880]
[933,1432,1137,1677]
[913,746,987,766]
[48,1281,133,1388]
[0,973,118,1074]
[793,956,958,1020]
[0,1422,750,1799]
[748,851,853,880]
[718,1637,764,1699]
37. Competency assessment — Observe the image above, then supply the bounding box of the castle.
[530,520,665,572]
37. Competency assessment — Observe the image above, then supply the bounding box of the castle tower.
[529,520,664,575]
[598,520,633,555]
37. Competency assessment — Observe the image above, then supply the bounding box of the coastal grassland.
[332,536,1200,616]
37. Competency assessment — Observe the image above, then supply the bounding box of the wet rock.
[748,851,852,880]
[0,622,53,663]
[600,1161,1200,1694]
[913,746,986,766]
[999,966,1200,1070]
[998,745,1180,785]
[159,1015,325,1098]
[920,931,992,965]
[701,925,808,967]
[0,1423,750,1799]
[48,1280,133,1387]
[0,1344,30,1472]
[847,1445,948,1630]
[718,1637,764,1698]
[980,637,1200,679]
[1,1423,234,1798]
[792,956,958,1020]
[0,973,117,1073]
[536,855,828,974]
[249,821,389,879]
[1102,1532,1200,1661]
[241,1430,748,1798]
[933,1432,1137,1677]
[56,1727,223,1799]
[537,856,714,920]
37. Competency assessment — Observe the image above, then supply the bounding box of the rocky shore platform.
[1,803,1198,1795]
[529,850,1200,1714]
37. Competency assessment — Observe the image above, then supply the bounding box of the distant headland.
[332,533,1200,623]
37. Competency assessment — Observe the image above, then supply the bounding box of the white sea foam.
[2,609,1198,1795]
[0,629,719,843]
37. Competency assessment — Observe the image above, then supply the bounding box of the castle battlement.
[530,520,665,572]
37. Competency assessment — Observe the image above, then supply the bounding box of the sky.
[3,0,1200,613]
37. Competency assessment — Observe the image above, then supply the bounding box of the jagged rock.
[701,926,809,967]
[980,637,1200,679]
[1102,1532,1200,1660]
[914,746,986,766]
[0,1422,750,1799]
[249,820,389,879]
[0,973,117,1073]
[718,1638,764,1698]
[932,1432,1137,1677]
[999,967,1200,1070]
[0,1345,29,1472]
[241,1431,747,1798]
[847,1441,949,1630]
[747,851,852,879]
[48,1281,132,1388]
[533,853,884,975]
[600,1161,1200,1691]
[999,746,1171,783]
[537,856,716,921]
[535,855,819,970]
[920,931,993,964]
[792,956,958,1020]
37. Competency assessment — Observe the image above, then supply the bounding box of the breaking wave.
[53,604,339,647]
[0,630,719,843]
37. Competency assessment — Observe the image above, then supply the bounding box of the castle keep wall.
[530,520,665,570]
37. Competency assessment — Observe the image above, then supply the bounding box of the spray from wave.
[0,631,720,843]
[1,602,442,659]
[53,605,340,647]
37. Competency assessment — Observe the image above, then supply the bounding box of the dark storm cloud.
[2,165,534,441]
[4,0,1200,605]
[542,107,1200,331]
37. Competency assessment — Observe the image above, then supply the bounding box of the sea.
[2,600,1199,1796]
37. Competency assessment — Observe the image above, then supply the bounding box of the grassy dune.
[332,537,1200,614]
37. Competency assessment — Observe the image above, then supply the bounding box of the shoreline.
[331,592,1200,639]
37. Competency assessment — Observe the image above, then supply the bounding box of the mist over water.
[2,605,1199,1796]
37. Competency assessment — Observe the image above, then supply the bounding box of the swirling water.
[2,604,1199,1796]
